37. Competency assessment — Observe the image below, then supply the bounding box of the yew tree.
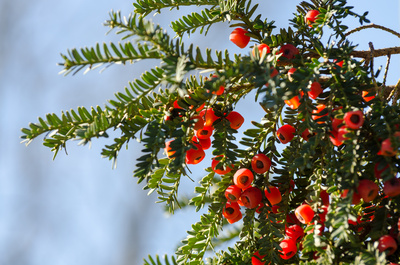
[21,0,400,264]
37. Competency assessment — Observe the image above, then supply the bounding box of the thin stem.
[388,78,400,103]
[276,46,400,68]
[383,54,391,87]
[368,42,378,90]
[344,23,400,40]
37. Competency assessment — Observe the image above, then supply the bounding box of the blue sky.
[0,1,399,264]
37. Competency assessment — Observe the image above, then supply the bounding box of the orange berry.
[277,124,296,144]
[229,28,250,48]
[295,204,314,224]
[233,168,254,189]
[226,111,244,130]
[264,186,282,206]
[185,142,205,164]
[305,10,320,27]
[251,153,271,174]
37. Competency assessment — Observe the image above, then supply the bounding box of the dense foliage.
[22,0,400,264]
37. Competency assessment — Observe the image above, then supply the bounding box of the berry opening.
[350,114,360,124]
[256,160,264,169]
[200,130,209,135]
[225,207,234,215]
[240,176,249,184]
[296,215,304,223]
[228,194,237,201]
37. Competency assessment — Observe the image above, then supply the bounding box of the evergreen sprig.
[133,0,219,17]
[22,0,400,264]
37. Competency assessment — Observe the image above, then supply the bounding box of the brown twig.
[276,46,400,67]
[351,46,400,59]
[383,54,391,87]
[344,23,400,40]
[388,78,400,103]
[318,76,395,99]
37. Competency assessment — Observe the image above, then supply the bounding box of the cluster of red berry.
[227,9,400,264]
[165,100,245,166]
[222,154,273,223]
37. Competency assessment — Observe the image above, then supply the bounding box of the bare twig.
[368,42,378,89]
[351,46,400,59]
[388,78,400,103]
[383,54,391,87]
[344,23,400,40]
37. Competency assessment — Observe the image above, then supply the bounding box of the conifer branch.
[60,42,164,75]
[21,107,116,158]
[133,0,219,17]
[171,8,223,37]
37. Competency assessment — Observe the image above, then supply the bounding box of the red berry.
[378,132,400,156]
[277,124,296,144]
[285,94,302,109]
[287,67,297,81]
[318,205,328,223]
[379,138,396,156]
[374,162,390,179]
[165,140,176,158]
[186,142,205,164]
[196,125,213,140]
[357,179,379,203]
[200,108,218,127]
[233,168,254,189]
[226,211,243,224]
[308,81,323,99]
[378,235,397,256]
[301,128,314,141]
[383,178,400,197]
[331,117,344,132]
[344,110,364,130]
[341,189,361,205]
[295,204,314,224]
[225,185,242,202]
[251,153,271,174]
[253,44,271,57]
[264,186,282,206]
[337,126,350,142]
[334,59,344,68]
[222,201,241,219]
[279,238,297,260]
[279,44,299,60]
[286,224,304,242]
[229,28,250,48]
[320,190,330,206]
[362,90,375,102]
[305,10,320,26]
[198,137,211,150]
[192,115,205,131]
[240,187,263,209]
[312,104,329,124]
[226,111,245,130]
[348,215,364,232]
[252,251,266,265]
[211,156,233,175]
[329,130,343,146]
[213,85,225,96]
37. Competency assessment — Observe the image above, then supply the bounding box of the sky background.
[0,1,399,264]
